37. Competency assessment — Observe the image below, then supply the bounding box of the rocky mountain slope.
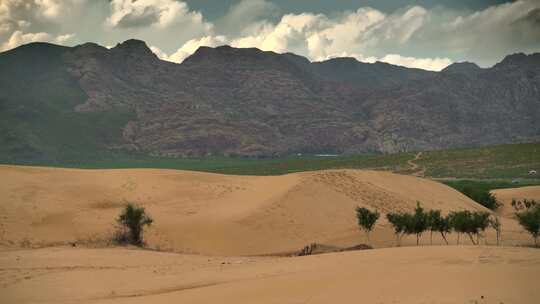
[1,39,539,160]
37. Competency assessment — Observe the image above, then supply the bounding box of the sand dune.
[492,186,540,218]
[1,165,524,255]
[1,165,539,303]
[1,245,539,304]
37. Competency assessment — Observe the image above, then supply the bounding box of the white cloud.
[107,0,206,29]
[0,0,538,69]
[1,30,52,51]
[1,0,88,22]
[0,0,212,55]
[153,35,227,63]
[222,6,433,65]
[217,0,278,35]
[149,45,168,59]
[383,6,427,44]
[216,1,538,69]
[55,33,75,44]
[304,8,385,60]
[223,7,444,68]
[0,30,78,51]
[0,23,11,35]
[17,20,31,28]
[35,0,65,19]
[230,13,328,56]
[378,54,452,71]
[0,1,89,39]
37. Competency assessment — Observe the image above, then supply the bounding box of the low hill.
[1,165,529,256]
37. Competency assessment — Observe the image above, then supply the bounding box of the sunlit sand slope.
[1,246,539,304]
[0,165,505,255]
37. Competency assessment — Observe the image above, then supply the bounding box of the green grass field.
[4,142,538,178]
[5,152,413,175]
[417,142,540,179]
[4,142,540,195]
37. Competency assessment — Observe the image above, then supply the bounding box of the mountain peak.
[495,52,540,68]
[184,45,273,64]
[442,62,481,74]
[321,57,359,64]
[72,42,108,55]
[0,42,68,57]
[111,39,156,59]
[114,39,148,49]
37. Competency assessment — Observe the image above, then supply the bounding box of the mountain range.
[1,39,539,161]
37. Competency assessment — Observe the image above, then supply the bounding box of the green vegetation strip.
[2,143,539,182]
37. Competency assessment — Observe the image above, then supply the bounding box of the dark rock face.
[1,40,540,158]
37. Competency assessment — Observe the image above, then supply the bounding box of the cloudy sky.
[1,0,539,71]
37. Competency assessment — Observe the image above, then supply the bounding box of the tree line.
[110,198,539,248]
[355,202,501,247]
[512,199,540,247]
[357,198,540,247]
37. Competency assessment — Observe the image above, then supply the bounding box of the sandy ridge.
[1,165,530,255]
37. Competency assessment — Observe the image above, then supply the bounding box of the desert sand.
[1,246,539,304]
[1,165,522,254]
[1,165,539,304]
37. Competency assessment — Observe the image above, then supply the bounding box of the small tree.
[356,207,380,245]
[515,205,540,247]
[489,216,502,246]
[117,203,153,246]
[448,211,468,245]
[438,215,451,245]
[449,210,490,245]
[386,212,411,246]
[427,210,442,245]
[426,210,451,245]
[511,199,518,210]
[410,202,428,245]
[511,199,538,211]
[472,211,491,245]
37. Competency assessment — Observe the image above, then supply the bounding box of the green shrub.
[386,212,411,246]
[472,211,491,244]
[511,199,538,211]
[448,210,490,245]
[409,202,428,245]
[515,205,540,247]
[387,204,446,246]
[355,207,380,245]
[489,216,502,246]
[116,203,153,246]
[437,215,451,245]
[427,210,451,245]
[449,211,472,244]
[461,187,500,210]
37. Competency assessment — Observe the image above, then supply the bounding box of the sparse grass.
[417,143,540,179]
[2,142,539,182]
[443,179,540,194]
[1,152,414,175]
